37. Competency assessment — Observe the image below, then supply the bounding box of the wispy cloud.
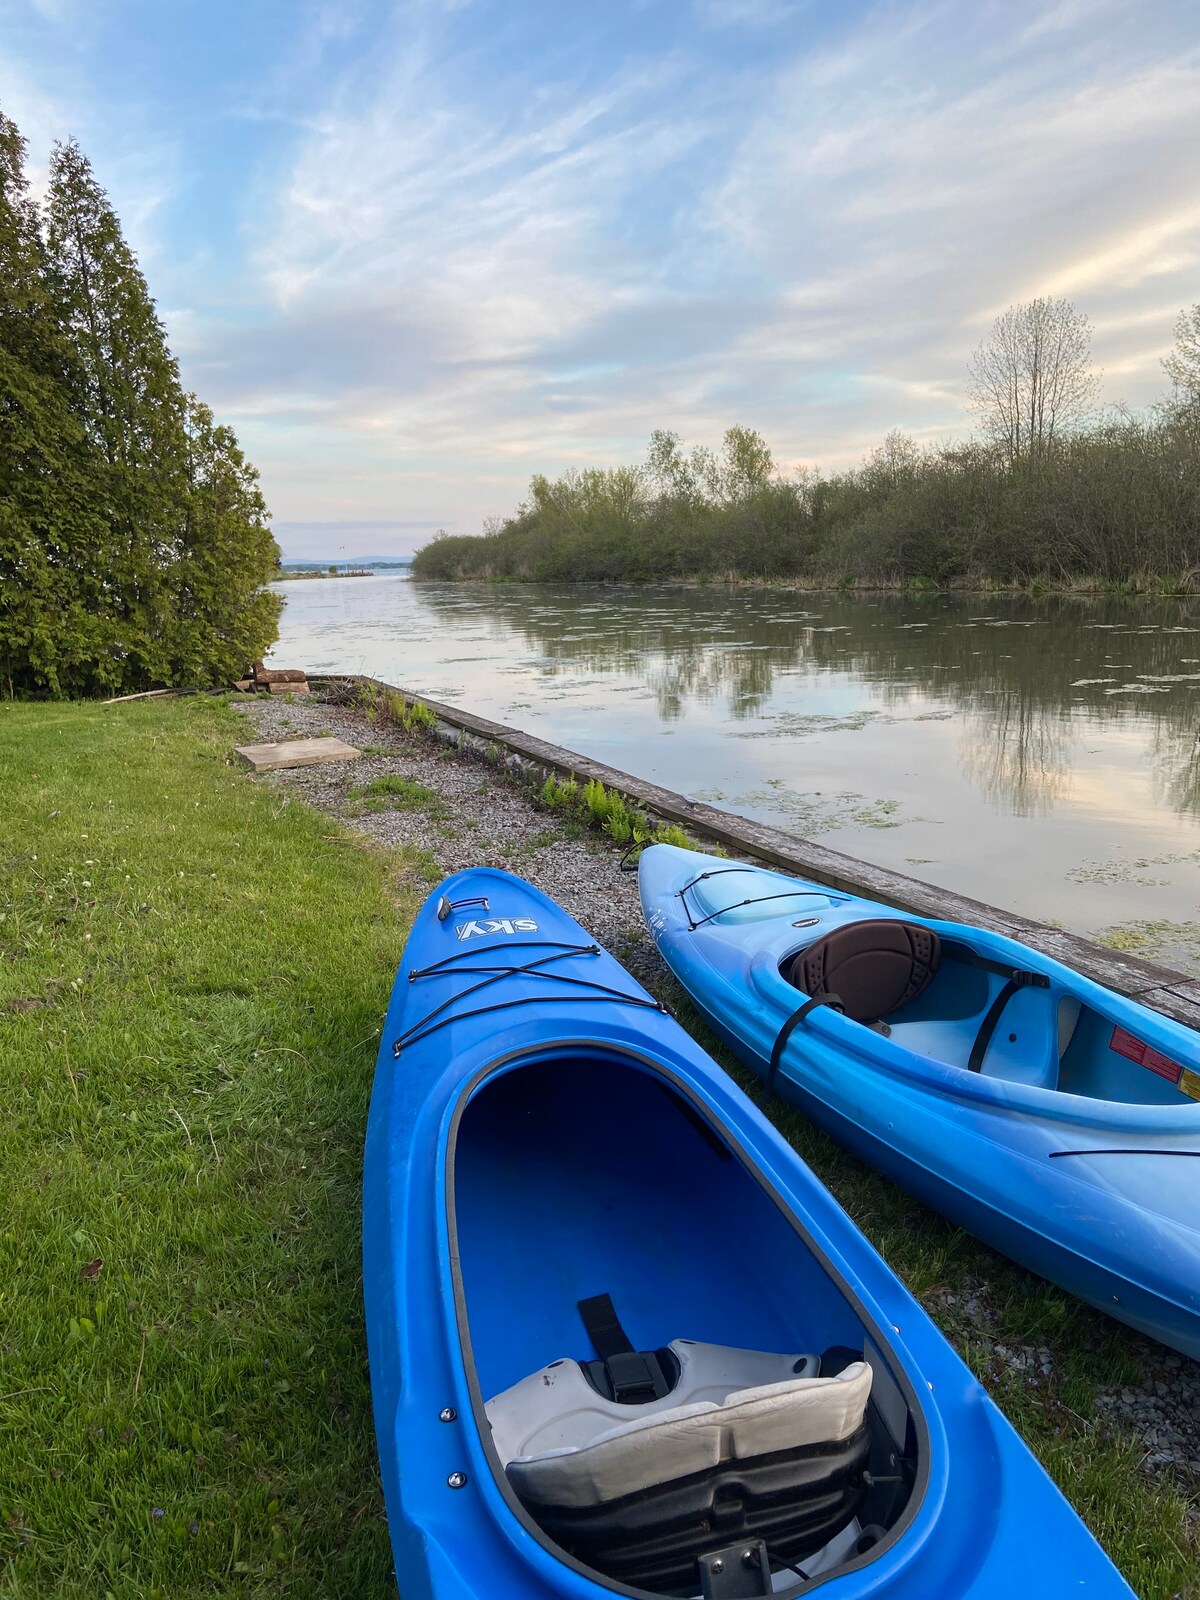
[6,0,1198,546]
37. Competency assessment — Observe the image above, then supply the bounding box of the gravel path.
[234,692,656,983]
[234,692,1200,1507]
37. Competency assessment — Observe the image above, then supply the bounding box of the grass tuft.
[347,774,444,815]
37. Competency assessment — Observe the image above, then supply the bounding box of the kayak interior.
[775,920,1195,1105]
[448,1050,923,1597]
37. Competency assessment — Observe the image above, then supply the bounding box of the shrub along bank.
[412,412,1200,590]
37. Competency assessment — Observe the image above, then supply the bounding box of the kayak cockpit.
[778,921,1197,1105]
[449,1051,921,1597]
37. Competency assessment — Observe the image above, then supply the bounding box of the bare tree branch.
[968,298,1099,464]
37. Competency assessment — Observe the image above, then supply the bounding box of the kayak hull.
[364,866,1134,1598]
[639,843,1200,1360]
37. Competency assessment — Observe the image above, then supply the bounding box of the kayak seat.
[486,1339,872,1593]
[785,920,942,1024]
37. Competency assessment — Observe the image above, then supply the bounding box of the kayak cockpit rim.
[442,1040,931,1599]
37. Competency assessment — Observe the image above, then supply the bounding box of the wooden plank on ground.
[235,737,360,772]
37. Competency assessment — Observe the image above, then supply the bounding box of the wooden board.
[326,674,1200,1033]
[235,737,360,772]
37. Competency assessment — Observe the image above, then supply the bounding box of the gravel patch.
[233,692,654,979]
[233,691,1200,1505]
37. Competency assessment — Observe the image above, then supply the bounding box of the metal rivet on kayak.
[710,1559,724,1575]
[439,1407,457,1423]
[447,1471,468,1489]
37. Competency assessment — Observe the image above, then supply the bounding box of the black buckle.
[606,1351,660,1404]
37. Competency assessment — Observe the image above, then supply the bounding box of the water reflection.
[272,574,1200,940]
[411,585,1200,819]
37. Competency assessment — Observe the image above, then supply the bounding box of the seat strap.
[959,956,1051,1073]
[578,1294,672,1404]
[578,1293,633,1360]
[765,992,844,1098]
[943,942,1052,989]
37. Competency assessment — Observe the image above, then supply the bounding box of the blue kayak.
[639,842,1200,1362]
[364,866,1133,1598]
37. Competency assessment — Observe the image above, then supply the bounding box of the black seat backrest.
[787,920,941,1024]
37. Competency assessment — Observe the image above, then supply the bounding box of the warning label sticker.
[1109,1025,1184,1084]
[1181,1068,1200,1102]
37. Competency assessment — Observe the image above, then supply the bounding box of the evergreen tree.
[0,121,284,695]
[166,397,282,685]
[46,139,188,683]
[41,137,282,691]
[0,111,107,695]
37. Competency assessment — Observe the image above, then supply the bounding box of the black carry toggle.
[764,992,844,1098]
[578,1294,676,1405]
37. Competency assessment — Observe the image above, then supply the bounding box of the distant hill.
[278,557,413,570]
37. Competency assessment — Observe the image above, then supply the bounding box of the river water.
[268,574,1200,968]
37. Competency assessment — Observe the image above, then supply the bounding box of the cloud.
[49,0,1196,540]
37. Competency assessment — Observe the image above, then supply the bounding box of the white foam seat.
[486,1339,872,1510]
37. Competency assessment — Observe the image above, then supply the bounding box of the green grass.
[0,698,422,1597]
[2,699,1196,1598]
[347,774,444,815]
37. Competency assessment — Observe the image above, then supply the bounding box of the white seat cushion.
[486,1339,871,1510]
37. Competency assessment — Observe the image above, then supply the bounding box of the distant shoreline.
[274,568,376,582]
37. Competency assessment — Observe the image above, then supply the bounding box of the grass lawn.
[1,697,420,1597]
[1,696,1196,1597]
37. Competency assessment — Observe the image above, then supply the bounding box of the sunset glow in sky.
[3,0,1198,556]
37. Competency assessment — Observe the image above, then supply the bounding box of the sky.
[2,0,1198,559]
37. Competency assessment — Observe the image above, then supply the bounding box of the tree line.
[1,109,280,697]
[414,299,1200,589]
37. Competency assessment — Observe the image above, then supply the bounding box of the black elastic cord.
[685,890,840,932]
[392,991,668,1057]
[409,939,593,981]
[400,947,599,1042]
[392,941,668,1057]
[679,868,756,892]
[1049,1148,1200,1159]
[764,992,844,1098]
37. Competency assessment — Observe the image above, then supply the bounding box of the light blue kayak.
[639,843,1200,1360]
[363,866,1134,1598]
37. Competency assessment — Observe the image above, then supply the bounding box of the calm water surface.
[269,575,1200,965]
